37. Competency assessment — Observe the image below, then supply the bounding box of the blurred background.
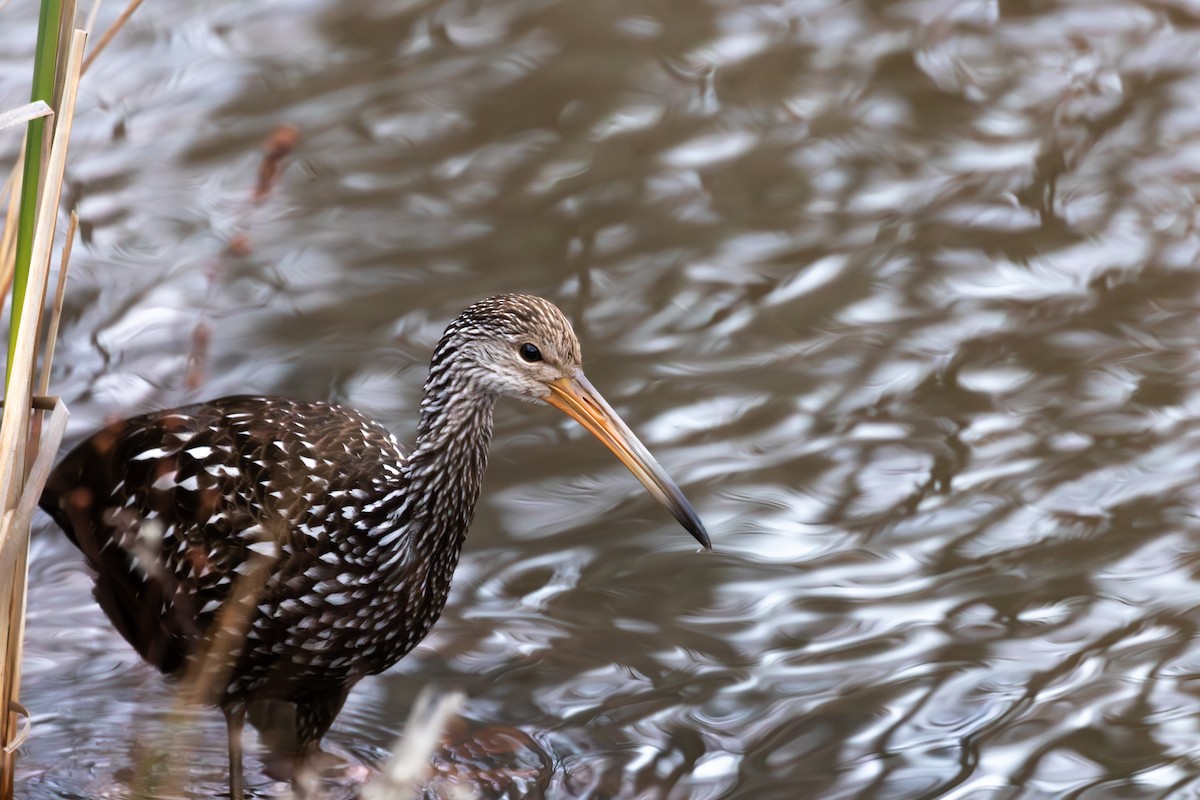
[6,0,1200,797]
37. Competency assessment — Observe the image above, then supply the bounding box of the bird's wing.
[39,395,408,675]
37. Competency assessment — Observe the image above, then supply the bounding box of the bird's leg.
[291,688,353,792]
[248,690,350,790]
[223,703,247,800]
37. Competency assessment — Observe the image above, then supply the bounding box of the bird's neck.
[399,366,497,560]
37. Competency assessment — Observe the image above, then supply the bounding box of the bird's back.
[40,395,410,683]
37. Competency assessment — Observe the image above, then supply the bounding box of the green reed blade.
[8,0,64,388]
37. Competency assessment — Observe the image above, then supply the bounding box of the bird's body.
[42,397,460,741]
[39,294,709,797]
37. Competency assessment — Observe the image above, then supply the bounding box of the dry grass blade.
[10,400,69,541]
[0,102,52,133]
[361,689,470,800]
[1,699,29,754]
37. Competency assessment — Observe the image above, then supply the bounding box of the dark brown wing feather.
[39,394,408,679]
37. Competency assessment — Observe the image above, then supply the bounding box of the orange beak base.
[544,375,710,550]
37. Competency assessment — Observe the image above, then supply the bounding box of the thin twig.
[37,211,76,398]
[81,0,144,75]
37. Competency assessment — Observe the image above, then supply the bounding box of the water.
[6,0,1200,797]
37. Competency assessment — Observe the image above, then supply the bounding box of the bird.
[39,293,710,798]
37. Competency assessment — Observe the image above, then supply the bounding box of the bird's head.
[439,293,582,402]
[433,294,710,549]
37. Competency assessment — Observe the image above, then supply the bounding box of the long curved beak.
[544,374,710,550]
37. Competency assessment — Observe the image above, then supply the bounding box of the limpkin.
[40,293,708,798]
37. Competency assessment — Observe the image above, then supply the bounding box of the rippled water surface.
[7,0,1200,797]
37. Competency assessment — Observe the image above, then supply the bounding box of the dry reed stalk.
[0,104,49,301]
[51,1,80,131]
[0,134,33,303]
[0,28,87,795]
[0,23,85,611]
[0,399,68,752]
[0,168,23,303]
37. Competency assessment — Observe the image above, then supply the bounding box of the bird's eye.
[519,343,543,362]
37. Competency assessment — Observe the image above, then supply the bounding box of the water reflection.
[7,0,1200,797]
